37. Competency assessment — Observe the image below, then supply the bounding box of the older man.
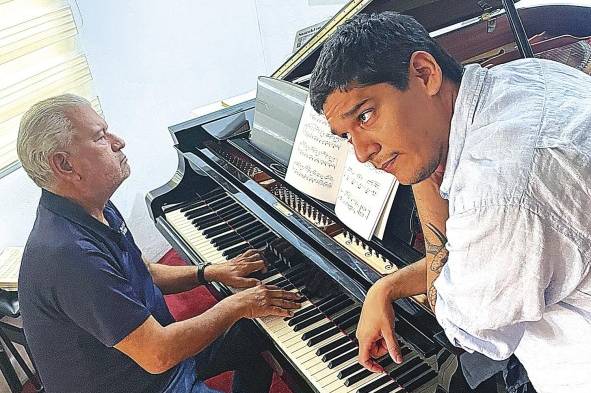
[17,94,300,393]
[309,11,591,393]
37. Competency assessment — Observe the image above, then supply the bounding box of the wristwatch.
[197,262,212,284]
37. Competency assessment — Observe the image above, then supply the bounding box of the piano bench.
[0,289,43,393]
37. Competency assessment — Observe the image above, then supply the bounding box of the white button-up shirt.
[435,59,591,393]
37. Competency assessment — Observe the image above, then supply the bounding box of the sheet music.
[335,148,396,240]
[285,95,348,203]
[0,247,23,291]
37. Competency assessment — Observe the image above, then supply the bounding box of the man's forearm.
[147,263,199,295]
[412,177,449,312]
[158,297,243,369]
[115,296,244,374]
[382,258,428,300]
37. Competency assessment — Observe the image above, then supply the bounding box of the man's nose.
[350,133,379,164]
[109,133,126,151]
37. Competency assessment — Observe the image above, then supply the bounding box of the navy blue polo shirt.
[19,190,183,393]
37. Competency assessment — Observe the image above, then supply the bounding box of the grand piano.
[147,1,591,392]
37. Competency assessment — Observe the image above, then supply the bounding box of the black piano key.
[193,215,223,230]
[280,283,296,291]
[218,205,245,220]
[403,369,437,391]
[396,363,431,386]
[339,314,360,331]
[301,322,335,341]
[221,241,247,255]
[285,268,309,284]
[343,355,391,386]
[327,349,357,368]
[287,304,316,321]
[400,346,412,357]
[307,327,339,346]
[208,196,234,209]
[251,237,277,253]
[338,362,364,379]
[224,244,250,259]
[306,293,339,311]
[388,357,422,379]
[227,215,255,230]
[293,313,324,331]
[249,234,276,249]
[239,225,267,239]
[283,263,307,279]
[289,275,309,290]
[213,236,243,250]
[357,375,393,393]
[371,381,402,393]
[288,308,321,327]
[178,199,203,213]
[345,368,373,386]
[322,341,356,362]
[333,306,361,325]
[323,298,355,318]
[317,294,349,313]
[212,230,241,244]
[316,336,350,356]
[184,205,212,219]
[205,201,239,217]
[394,318,438,358]
[203,224,231,238]
[238,225,267,239]
[188,197,231,218]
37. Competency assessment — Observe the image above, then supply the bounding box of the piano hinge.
[273,202,293,217]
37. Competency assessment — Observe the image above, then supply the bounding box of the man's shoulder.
[21,207,110,281]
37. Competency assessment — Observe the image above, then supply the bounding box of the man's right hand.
[357,277,403,373]
[230,284,302,319]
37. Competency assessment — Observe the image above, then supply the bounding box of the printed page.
[335,147,396,240]
[285,95,348,203]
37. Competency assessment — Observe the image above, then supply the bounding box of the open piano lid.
[273,0,521,82]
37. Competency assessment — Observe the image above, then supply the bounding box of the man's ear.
[409,51,442,97]
[49,152,79,181]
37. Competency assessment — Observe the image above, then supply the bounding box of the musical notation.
[285,96,348,203]
[290,161,335,188]
[334,151,397,240]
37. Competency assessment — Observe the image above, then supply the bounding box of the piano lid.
[272,0,521,82]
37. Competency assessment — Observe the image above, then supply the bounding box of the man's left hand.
[205,249,267,288]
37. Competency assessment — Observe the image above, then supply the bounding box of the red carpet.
[160,249,293,393]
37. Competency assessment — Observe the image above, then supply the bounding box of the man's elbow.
[138,350,178,374]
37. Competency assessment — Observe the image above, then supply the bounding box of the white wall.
[0,0,341,260]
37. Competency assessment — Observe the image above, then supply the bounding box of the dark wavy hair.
[309,11,463,113]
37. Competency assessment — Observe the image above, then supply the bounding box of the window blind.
[0,0,101,178]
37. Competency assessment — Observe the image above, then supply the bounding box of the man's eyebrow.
[341,99,369,119]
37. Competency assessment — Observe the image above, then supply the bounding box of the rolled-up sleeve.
[434,204,584,360]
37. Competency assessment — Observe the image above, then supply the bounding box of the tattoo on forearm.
[425,223,449,308]
[428,283,437,308]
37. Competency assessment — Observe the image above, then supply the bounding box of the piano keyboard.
[163,189,439,393]
[165,190,277,265]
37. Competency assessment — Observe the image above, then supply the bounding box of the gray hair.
[17,94,90,188]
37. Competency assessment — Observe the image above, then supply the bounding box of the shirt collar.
[39,188,122,240]
[440,63,489,199]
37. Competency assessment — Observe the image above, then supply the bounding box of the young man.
[17,94,301,393]
[309,11,591,393]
